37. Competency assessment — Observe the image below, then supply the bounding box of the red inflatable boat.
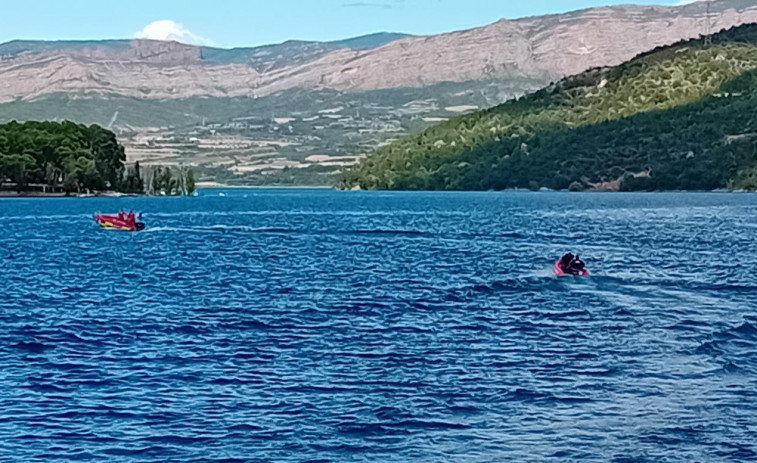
[94,212,145,231]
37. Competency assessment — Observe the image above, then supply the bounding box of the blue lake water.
[1,189,756,462]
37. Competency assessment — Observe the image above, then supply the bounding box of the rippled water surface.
[1,190,757,462]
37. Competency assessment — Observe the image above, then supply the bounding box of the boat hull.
[94,214,145,232]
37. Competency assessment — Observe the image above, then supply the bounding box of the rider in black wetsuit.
[559,253,587,275]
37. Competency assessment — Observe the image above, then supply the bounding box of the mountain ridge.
[0,32,410,60]
[1,1,757,103]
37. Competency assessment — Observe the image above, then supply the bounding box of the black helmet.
[570,255,586,271]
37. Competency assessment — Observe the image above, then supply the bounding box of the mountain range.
[1,0,756,185]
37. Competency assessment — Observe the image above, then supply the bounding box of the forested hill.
[339,24,757,192]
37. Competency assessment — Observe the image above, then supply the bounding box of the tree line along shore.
[0,121,195,196]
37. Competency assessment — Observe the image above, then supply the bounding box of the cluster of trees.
[0,121,126,193]
[143,165,196,196]
[0,121,197,195]
[339,23,757,191]
[121,163,197,195]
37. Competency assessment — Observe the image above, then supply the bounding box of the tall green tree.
[185,168,196,196]
[0,153,36,190]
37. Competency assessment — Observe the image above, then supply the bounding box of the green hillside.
[339,24,757,191]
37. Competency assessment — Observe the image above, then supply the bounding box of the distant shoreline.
[0,186,334,197]
[195,182,333,190]
[0,191,140,198]
[0,191,69,198]
[2,187,753,198]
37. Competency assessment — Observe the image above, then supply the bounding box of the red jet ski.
[554,253,589,276]
[94,212,145,231]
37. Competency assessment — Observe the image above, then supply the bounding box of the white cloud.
[135,20,211,46]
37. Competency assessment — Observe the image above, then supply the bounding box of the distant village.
[121,95,479,185]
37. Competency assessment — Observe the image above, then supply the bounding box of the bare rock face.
[124,40,202,64]
[311,1,757,91]
[1,1,756,103]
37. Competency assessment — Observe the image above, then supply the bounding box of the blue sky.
[1,0,693,48]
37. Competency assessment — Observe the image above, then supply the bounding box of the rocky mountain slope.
[1,1,756,103]
[340,23,757,192]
